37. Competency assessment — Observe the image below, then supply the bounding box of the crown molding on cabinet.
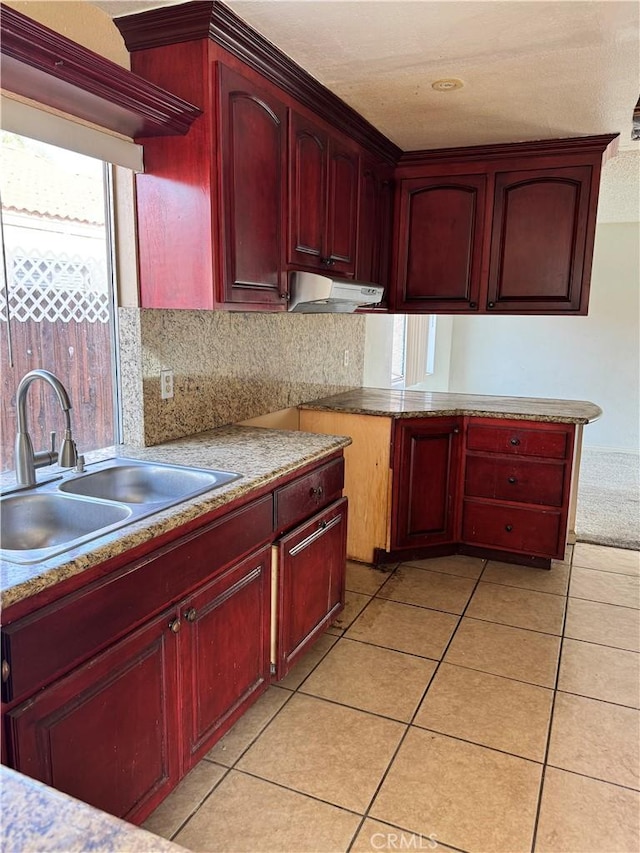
[0,6,202,139]
[114,0,401,164]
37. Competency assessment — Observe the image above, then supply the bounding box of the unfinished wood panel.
[238,408,300,430]
[299,411,392,563]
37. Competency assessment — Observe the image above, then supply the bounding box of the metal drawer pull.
[1,660,9,682]
[510,437,521,446]
[508,476,517,484]
[310,485,324,499]
[168,618,181,634]
[288,514,342,556]
[505,524,513,532]
[184,608,197,623]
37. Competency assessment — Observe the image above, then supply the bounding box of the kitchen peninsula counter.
[1,425,350,612]
[299,388,602,423]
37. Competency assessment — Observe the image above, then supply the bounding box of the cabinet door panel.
[396,176,485,311]
[289,112,327,266]
[392,418,462,548]
[7,611,179,822]
[183,547,271,765]
[219,64,287,305]
[326,140,359,273]
[487,166,592,312]
[357,160,393,288]
[276,498,347,678]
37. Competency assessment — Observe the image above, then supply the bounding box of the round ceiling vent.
[431,78,464,92]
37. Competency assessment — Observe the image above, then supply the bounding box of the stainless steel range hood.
[288,271,384,313]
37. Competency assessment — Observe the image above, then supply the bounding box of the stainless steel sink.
[59,462,239,503]
[0,458,241,565]
[1,492,132,561]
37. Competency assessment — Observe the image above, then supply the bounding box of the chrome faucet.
[14,369,78,486]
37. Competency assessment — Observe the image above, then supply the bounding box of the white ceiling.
[94,0,639,152]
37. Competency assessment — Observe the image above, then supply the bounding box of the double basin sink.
[1,459,241,565]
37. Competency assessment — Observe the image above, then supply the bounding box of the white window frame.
[396,314,437,388]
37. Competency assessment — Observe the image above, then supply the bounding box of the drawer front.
[467,423,570,459]
[274,457,344,533]
[465,456,566,506]
[462,500,563,558]
[1,495,274,704]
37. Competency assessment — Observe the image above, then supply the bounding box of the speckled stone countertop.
[1,425,350,611]
[0,766,188,852]
[299,388,602,423]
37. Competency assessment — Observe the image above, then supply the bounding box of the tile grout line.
[344,558,490,853]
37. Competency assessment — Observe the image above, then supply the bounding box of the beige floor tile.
[558,639,640,708]
[174,770,360,853]
[573,543,640,576]
[345,598,458,660]
[351,818,457,852]
[548,692,640,789]
[482,560,570,595]
[142,761,226,839]
[370,728,542,853]
[331,590,372,633]
[346,561,393,595]
[445,617,561,687]
[564,598,640,652]
[535,767,640,853]
[377,566,476,614]
[403,554,486,579]
[414,663,553,761]
[237,693,405,812]
[276,632,338,690]
[465,582,566,635]
[205,686,291,766]
[301,638,437,722]
[570,566,640,609]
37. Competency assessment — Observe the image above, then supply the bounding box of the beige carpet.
[576,448,640,550]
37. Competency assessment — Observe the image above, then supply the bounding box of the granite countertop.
[1,425,350,611]
[299,388,602,423]
[0,766,188,853]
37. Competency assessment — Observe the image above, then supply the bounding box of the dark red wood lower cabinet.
[6,609,180,823]
[182,546,271,768]
[275,498,347,679]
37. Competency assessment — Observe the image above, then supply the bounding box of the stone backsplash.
[119,308,366,446]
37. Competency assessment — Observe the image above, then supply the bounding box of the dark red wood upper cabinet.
[486,166,592,313]
[391,418,462,549]
[394,175,486,311]
[288,110,359,276]
[218,65,288,306]
[357,157,393,288]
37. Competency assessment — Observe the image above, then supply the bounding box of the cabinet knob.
[320,257,335,267]
[487,301,495,308]
[508,476,517,484]
[168,618,181,634]
[279,292,289,300]
[469,302,477,309]
[505,524,513,533]
[452,427,460,434]
[184,608,197,623]
[310,485,324,499]
[510,437,521,446]
[1,660,9,683]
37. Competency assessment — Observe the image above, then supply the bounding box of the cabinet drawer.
[462,500,563,558]
[274,457,344,533]
[465,456,566,506]
[1,495,274,703]
[467,423,570,458]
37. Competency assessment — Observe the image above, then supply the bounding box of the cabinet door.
[288,111,328,269]
[181,546,271,768]
[218,64,288,307]
[395,175,486,311]
[275,498,347,679]
[487,165,593,313]
[325,137,359,274]
[6,610,180,823]
[392,418,462,549]
[357,158,393,288]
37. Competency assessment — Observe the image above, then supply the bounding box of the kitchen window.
[392,314,437,388]
[0,131,120,472]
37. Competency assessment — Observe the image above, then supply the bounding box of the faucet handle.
[49,431,56,455]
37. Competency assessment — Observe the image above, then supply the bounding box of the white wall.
[448,221,639,451]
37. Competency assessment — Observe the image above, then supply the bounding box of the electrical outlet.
[160,369,174,400]
[343,349,349,368]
